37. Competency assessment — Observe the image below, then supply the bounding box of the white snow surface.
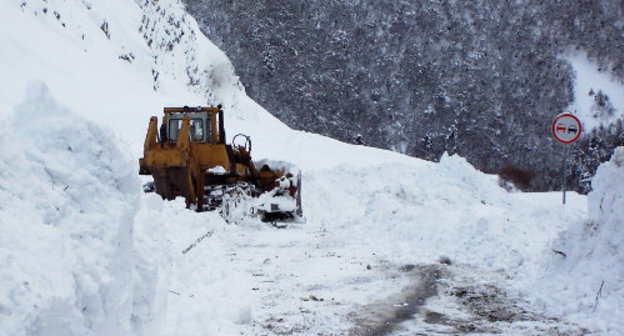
[536,147,624,333]
[0,83,140,335]
[566,53,624,131]
[0,1,619,335]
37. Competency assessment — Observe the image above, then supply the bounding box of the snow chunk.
[207,165,227,175]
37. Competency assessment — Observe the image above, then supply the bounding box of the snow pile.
[306,153,585,274]
[135,197,258,335]
[537,146,624,333]
[0,83,152,335]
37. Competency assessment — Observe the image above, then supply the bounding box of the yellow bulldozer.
[139,105,302,222]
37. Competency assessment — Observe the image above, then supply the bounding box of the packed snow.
[0,1,621,336]
[0,83,140,335]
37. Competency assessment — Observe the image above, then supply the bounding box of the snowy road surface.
[155,207,590,336]
[147,157,591,336]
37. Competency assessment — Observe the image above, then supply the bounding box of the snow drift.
[538,146,624,333]
[0,83,145,335]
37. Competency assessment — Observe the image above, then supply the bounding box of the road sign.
[551,113,582,144]
[551,113,582,205]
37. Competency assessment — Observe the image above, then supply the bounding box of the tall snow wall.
[0,83,145,335]
[539,146,624,333]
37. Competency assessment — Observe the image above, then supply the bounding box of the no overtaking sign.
[552,113,582,144]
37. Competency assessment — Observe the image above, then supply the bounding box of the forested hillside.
[183,0,624,192]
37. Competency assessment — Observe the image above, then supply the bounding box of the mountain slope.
[183,0,624,193]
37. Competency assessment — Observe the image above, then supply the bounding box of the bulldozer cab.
[163,106,225,145]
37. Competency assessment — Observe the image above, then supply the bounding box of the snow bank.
[134,196,258,335]
[0,83,153,335]
[306,153,585,274]
[537,146,624,333]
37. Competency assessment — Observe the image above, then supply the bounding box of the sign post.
[551,113,582,204]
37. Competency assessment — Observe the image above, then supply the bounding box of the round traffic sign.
[551,113,582,144]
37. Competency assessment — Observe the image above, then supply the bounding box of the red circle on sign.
[551,113,582,144]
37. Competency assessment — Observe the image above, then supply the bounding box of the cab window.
[168,118,205,142]
[168,119,182,141]
[190,119,204,141]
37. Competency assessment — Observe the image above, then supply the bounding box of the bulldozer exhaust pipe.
[218,105,226,144]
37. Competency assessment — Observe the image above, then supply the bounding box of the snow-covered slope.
[0,0,285,152]
[567,53,624,131]
[0,1,617,335]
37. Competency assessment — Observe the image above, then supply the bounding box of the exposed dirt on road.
[350,264,443,336]
[350,263,592,336]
